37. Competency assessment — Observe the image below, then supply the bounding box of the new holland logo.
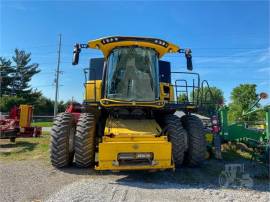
[132,144,139,150]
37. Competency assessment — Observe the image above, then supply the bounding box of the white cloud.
[194,47,270,67]
[194,56,246,65]
[258,67,270,72]
[258,54,270,63]
[3,2,33,11]
[259,81,270,86]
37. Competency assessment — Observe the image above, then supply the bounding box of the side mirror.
[185,48,193,71]
[72,44,81,65]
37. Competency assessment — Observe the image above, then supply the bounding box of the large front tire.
[74,113,96,168]
[50,113,76,168]
[164,114,187,168]
[181,115,206,166]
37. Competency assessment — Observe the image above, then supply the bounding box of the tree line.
[180,84,265,123]
[0,49,67,115]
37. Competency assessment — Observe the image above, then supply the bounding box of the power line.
[1,44,58,52]
[191,47,268,50]
[2,47,268,58]
[207,79,269,82]
[32,84,54,88]
[164,54,269,58]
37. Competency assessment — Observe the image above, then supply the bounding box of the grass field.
[31,122,53,127]
[0,131,50,161]
[0,132,253,162]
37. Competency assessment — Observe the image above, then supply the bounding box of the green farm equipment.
[218,94,270,165]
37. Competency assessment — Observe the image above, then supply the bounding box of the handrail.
[171,71,200,105]
[175,79,188,103]
[200,80,215,105]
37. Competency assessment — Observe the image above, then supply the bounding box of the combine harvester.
[0,105,42,142]
[50,36,216,171]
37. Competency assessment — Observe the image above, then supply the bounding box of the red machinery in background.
[65,102,82,123]
[0,105,42,142]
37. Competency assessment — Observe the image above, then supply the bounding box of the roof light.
[101,37,168,47]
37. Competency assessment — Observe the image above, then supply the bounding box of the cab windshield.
[106,47,159,101]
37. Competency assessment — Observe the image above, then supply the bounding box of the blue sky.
[1,0,269,105]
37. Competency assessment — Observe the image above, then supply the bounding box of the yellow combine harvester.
[50,36,206,171]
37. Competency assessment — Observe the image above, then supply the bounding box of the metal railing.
[171,72,200,105]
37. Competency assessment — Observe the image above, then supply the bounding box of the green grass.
[0,132,50,161]
[31,122,53,127]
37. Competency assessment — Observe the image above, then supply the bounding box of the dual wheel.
[50,112,206,168]
[50,112,96,168]
[164,114,206,168]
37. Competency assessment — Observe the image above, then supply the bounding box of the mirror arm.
[83,68,89,83]
[72,43,89,65]
[178,49,185,53]
[79,44,89,49]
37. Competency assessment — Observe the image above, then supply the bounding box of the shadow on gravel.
[114,162,269,192]
[57,158,269,192]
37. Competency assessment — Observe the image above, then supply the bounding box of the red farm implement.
[0,105,42,142]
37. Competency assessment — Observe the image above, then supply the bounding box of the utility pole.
[54,34,62,117]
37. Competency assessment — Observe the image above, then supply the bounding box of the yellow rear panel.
[96,118,174,170]
[97,139,173,170]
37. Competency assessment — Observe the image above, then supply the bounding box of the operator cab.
[73,36,195,110]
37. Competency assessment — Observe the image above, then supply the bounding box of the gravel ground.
[45,178,269,202]
[0,160,269,202]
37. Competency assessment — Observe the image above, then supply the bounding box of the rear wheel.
[164,114,187,168]
[74,113,96,167]
[50,113,76,168]
[181,115,206,166]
